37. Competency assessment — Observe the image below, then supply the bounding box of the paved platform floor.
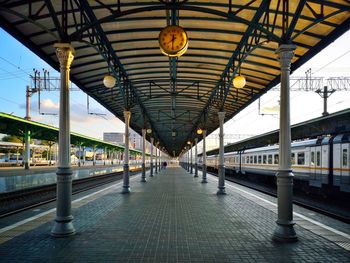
[0,167,349,262]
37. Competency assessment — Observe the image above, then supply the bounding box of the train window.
[250,156,253,163]
[258,155,262,164]
[263,155,267,164]
[268,154,272,164]
[254,155,257,164]
[316,151,321,167]
[245,156,249,163]
[274,154,279,164]
[343,149,348,167]
[291,153,295,165]
[297,152,305,165]
[310,152,315,166]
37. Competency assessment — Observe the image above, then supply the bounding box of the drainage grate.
[335,242,350,251]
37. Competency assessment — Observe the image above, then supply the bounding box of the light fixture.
[197,128,203,135]
[187,140,191,145]
[233,75,246,89]
[146,128,152,134]
[103,74,116,88]
[172,131,176,137]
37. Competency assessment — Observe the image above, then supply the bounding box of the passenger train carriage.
[201,134,350,193]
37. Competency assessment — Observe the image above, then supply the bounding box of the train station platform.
[0,166,349,262]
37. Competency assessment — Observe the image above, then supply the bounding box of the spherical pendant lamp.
[103,75,116,88]
[233,75,246,89]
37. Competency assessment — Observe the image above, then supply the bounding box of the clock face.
[159,25,188,57]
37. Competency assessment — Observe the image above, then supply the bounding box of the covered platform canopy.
[0,112,144,155]
[0,1,349,156]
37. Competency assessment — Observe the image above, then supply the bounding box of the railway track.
[0,168,143,218]
[205,170,350,224]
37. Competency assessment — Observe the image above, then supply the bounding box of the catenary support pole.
[24,128,31,169]
[273,44,298,242]
[93,146,96,166]
[194,138,198,177]
[202,130,207,183]
[217,112,226,195]
[141,129,146,182]
[51,43,75,237]
[122,110,131,193]
[82,146,86,165]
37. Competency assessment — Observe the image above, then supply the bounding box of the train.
[200,134,350,194]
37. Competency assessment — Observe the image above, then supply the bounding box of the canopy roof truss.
[0,0,349,156]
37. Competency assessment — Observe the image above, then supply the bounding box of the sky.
[0,27,349,154]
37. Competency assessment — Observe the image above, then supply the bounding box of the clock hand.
[166,34,175,45]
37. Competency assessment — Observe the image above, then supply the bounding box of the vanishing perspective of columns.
[217,111,226,195]
[51,43,75,237]
[141,128,146,182]
[273,44,298,242]
[122,110,131,194]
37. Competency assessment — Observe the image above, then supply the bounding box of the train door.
[341,143,349,183]
[310,147,316,180]
[315,146,322,181]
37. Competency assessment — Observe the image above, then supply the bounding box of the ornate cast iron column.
[201,130,207,183]
[141,128,146,182]
[190,142,193,174]
[217,111,226,195]
[155,144,158,174]
[122,110,131,194]
[51,43,75,237]
[194,138,198,177]
[150,137,154,177]
[273,44,298,242]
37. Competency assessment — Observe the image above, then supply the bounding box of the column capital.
[54,43,75,69]
[194,137,198,144]
[218,111,225,122]
[276,44,296,69]
[123,110,131,120]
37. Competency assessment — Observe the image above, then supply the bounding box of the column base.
[51,215,76,237]
[122,186,130,194]
[216,187,226,195]
[201,165,207,183]
[122,164,130,194]
[24,162,29,170]
[150,163,154,177]
[141,163,146,182]
[272,221,298,243]
[194,164,198,177]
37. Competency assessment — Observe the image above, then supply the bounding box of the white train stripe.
[207,175,350,240]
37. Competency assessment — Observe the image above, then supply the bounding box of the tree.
[1,135,23,143]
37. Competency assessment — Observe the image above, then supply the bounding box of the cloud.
[19,98,58,115]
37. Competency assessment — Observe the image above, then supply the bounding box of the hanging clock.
[158,25,188,57]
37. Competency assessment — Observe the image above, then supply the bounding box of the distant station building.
[103,131,142,150]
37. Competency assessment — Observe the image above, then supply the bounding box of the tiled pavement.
[0,167,349,262]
